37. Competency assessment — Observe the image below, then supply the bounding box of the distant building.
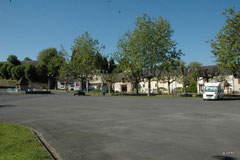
[16,78,29,91]
[197,65,240,94]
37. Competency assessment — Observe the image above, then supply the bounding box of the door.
[121,85,127,92]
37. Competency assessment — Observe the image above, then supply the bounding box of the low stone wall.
[29,82,48,90]
[0,80,17,88]
[0,80,48,90]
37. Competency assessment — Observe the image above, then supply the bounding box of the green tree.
[0,63,3,79]
[38,48,58,64]
[185,62,202,93]
[7,55,21,66]
[0,63,10,79]
[115,14,182,96]
[199,65,220,82]
[38,47,67,87]
[160,60,181,94]
[23,57,32,61]
[36,63,48,82]
[7,64,14,79]
[24,64,37,82]
[108,57,116,73]
[177,60,188,94]
[71,32,104,92]
[188,62,202,81]
[14,65,26,80]
[59,63,73,91]
[95,52,103,71]
[210,8,240,75]
[102,73,119,94]
[47,56,66,78]
[114,30,146,95]
[185,81,197,93]
[11,67,17,80]
[95,53,109,73]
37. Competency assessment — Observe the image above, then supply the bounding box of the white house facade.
[197,75,240,94]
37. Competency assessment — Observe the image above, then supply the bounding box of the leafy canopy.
[70,32,104,79]
[210,8,240,74]
[7,55,21,66]
[115,14,182,74]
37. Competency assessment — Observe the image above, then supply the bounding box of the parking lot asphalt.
[0,92,240,160]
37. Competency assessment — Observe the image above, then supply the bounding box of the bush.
[186,81,197,93]
[180,93,193,97]
[88,89,102,95]
[172,87,183,94]
[157,87,167,94]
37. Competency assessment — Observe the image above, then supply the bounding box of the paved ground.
[0,92,240,160]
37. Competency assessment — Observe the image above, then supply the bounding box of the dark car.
[73,90,85,96]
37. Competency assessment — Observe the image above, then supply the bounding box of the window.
[205,86,218,92]
[143,84,145,88]
[238,78,240,84]
[155,83,157,88]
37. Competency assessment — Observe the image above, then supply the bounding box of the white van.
[203,82,224,100]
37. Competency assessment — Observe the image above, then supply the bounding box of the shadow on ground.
[205,96,240,101]
[0,105,17,108]
[212,155,238,160]
[221,97,240,101]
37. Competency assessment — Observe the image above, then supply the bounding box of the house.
[139,79,183,94]
[56,69,184,94]
[197,65,240,94]
[57,75,104,91]
[16,78,29,91]
[114,82,133,93]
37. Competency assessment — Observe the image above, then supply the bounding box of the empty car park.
[0,92,239,160]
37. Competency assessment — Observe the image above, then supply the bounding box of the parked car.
[74,90,85,96]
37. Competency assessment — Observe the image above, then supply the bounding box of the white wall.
[139,79,183,94]
[197,75,240,94]
[114,82,133,93]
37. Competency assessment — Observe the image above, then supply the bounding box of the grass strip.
[0,122,51,160]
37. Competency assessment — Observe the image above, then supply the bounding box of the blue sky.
[0,0,239,65]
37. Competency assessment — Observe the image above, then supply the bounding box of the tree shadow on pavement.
[212,155,238,160]
[221,97,240,101]
[0,105,17,108]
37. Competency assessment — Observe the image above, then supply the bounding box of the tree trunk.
[80,79,83,91]
[156,79,160,94]
[148,78,151,96]
[48,78,50,91]
[135,80,139,95]
[168,81,171,95]
[65,80,68,91]
[86,80,89,93]
[108,82,111,94]
[183,81,186,94]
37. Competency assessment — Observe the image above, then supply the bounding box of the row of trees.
[0,34,116,90]
[0,52,65,83]
[0,55,34,81]
[1,8,239,94]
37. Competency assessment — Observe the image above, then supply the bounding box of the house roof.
[199,65,233,76]
[16,78,29,85]
[21,60,40,66]
[0,60,40,66]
